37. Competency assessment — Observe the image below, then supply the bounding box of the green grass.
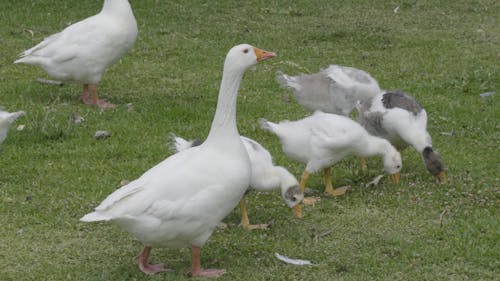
[0,0,498,280]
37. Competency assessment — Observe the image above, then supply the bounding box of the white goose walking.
[80,44,275,277]
[14,0,138,109]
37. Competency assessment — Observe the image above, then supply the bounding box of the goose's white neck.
[359,136,395,157]
[409,131,433,153]
[206,67,245,143]
[101,0,133,16]
[275,166,298,193]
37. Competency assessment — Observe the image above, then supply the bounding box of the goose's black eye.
[243,49,249,54]
[396,165,401,169]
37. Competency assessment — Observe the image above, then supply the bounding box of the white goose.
[0,109,25,144]
[356,90,446,182]
[80,44,276,277]
[260,111,402,218]
[169,134,304,230]
[277,65,381,116]
[14,0,138,109]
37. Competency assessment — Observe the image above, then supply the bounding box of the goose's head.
[224,44,276,73]
[422,147,446,183]
[282,184,304,208]
[383,149,402,184]
[276,166,304,208]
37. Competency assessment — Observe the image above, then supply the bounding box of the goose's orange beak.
[435,171,446,183]
[254,47,276,62]
[292,204,303,219]
[391,172,401,184]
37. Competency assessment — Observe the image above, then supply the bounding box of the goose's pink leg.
[80,84,91,104]
[134,246,169,275]
[80,84,116,109]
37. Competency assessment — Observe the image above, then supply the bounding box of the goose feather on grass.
[0,109,25,144]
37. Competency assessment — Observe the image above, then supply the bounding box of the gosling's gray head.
[282,185,304,208]
[422,146,446,183]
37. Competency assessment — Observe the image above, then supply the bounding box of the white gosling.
[356,90,446,183]
[14,0,138,109]
[260,111,402,218]
[277,65,381,116]
[169,134,304,230]
[80,44,275,277]
[0,109,25,144]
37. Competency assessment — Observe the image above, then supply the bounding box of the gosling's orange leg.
[323,167,350,196]
[292,170,310,218]
[239,197,268,230]
[189,245,225,277]
[360,157,368,172]
[299,170,320,205]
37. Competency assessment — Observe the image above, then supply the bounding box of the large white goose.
[356,90,446,182]
[260,111,402,218]
[0,109,25,144]
[169,134,304,230]
[277,65,381,116]
[80,44,276,277]
[14,0,138,109]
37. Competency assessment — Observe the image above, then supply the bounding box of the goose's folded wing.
[310,115,365,151]
[18,32,62,57]
[17,16,109,64]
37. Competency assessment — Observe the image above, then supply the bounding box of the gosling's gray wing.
[277,65,381,115]
[277,71,335,113]
[381,91,423,115]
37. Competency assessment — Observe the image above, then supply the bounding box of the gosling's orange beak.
[254,47,276,62]
[435,171,446,183]
[292,204,303,219]
[391,172,401,184]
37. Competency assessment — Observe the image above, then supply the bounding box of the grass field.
[0,0,498,280]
